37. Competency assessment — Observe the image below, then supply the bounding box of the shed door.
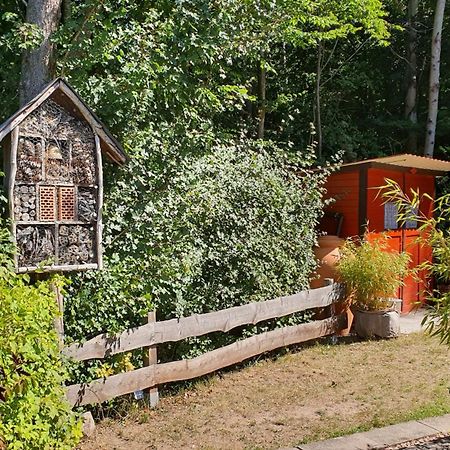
[385,229,403,301]
[366,170,435,313]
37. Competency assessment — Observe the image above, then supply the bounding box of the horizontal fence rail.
[63,283,343,362]
[67,314,346,407]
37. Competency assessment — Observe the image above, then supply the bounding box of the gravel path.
[382,434,450,450]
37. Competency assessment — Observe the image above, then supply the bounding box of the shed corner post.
[358,167,368,236]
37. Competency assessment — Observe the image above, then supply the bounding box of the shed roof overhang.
[0,78,127,165]
[339,154,450,176]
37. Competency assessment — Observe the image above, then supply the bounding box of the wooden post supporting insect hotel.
[0,78,127,339]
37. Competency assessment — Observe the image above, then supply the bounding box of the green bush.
[337,235,410,311]
[64,135,329,361]
[0,237,81,448]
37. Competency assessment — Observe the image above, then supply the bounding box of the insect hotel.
[0,78,127,273]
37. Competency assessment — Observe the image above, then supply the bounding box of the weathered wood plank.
[9,128,19,269]
[63,284,343,361]
[94,133,103,270]
[17,263,98,273]
[66,314,346,406]
[143,310,159,408]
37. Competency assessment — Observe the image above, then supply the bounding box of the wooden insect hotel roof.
[0,78,127,166]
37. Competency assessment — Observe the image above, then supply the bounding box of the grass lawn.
[78,333,450,450]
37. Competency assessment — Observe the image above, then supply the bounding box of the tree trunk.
[256,60,266,140]
[315,42,323,158]
[20,0,63,106]
[424,0,446,158]
[405,0,418,154]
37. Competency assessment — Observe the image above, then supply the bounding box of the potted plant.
[336,234,410,339]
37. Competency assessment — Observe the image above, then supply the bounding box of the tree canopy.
[1,1,449,159]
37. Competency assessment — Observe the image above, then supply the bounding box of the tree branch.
[321,37,371,87]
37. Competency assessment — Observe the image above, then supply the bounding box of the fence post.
[144,310,159,408]
[323,278,337,344]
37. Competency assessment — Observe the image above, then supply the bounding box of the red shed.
[320,154,450,313]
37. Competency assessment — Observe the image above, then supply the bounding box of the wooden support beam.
[8,127,19,270]
[51,281,64,347]
[94,133,103,269]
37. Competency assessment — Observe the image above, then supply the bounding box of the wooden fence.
[64,283,346,407]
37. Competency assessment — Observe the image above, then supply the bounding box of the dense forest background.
[0,0,448,162]
[0,0,449,358]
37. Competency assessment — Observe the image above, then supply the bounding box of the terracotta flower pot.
[311,235,353,336]
[310,235,343,289]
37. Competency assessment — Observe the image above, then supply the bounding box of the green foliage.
[0,268,81,447]
[65,135,329,350]
[0,175,81,448]
[47,0,392,152]
[50,0,389,369]
[1,0,449,157]
[337,234,410,311]
[382,179,450,346]
[0,12,43,53]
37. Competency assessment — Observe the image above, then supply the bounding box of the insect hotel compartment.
[14,185,37,221]
[58,225,96,265]
[78,188,97,222]
[16,136,43,182]
[58,187,76,221]
[16,224,56,267]
[39,185,57,221]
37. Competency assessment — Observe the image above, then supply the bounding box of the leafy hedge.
[64,135,330,362]
[0,233,81,449]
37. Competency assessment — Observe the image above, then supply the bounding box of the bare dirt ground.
[78,334,450,450]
